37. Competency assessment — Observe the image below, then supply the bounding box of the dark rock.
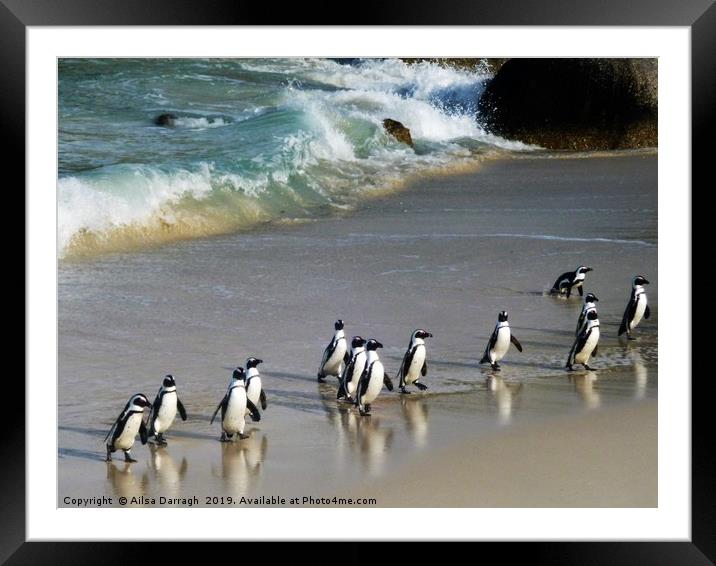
[477,59,657,150]
[383,118,414,147]
[154,113,178,127]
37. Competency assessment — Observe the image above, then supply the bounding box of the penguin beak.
[643,279,650,285]
[427,332,433,338]
[257,359,263,365]
[376,342,383,349]
[586,267,593,272]
[593,297,599,302]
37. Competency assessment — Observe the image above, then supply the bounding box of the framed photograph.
[11,0,708,561]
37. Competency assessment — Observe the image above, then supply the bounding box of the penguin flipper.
[259,389,267,410]
[510,334,523,353]
[246,400,261,422]
[336,379,347,399]
[592,344,598,357]
[383,373,394,392]
[578,285,584,297]
[644,304,651,319]
[139,420,148,445]
[103,421,117,445]
[344,350,352,364]
[210,396,226,425]
[421,359,427,377]
[618,297,636,336]
[177,399,187,421]
[576,312,585,335]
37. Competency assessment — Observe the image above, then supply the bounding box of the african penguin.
[245,357,267,416]
[395,329,433,394]
[211,367,261,442]
[354,339,394,416]
[147,374,187,446]
[317,319,349,382]
[104,393,152,462]
[551,265,593,298]
[618,275,651,340]
[479,310,523,371]
[337,336,367,401]
[566,310,600,371]
[576,293,599,336]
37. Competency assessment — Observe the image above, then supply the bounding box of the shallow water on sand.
[58,154,657,507]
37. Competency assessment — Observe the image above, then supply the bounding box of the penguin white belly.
[405,346,425,384]
[246,378,262,412]
[491,328,511,362]
[114,413,143,450]
[223,388,248,435]
[324,340,347,375]
[347,356,367,397]
[362,362,384,405]
[575,328,600,364]
[155,392,177,433]
[631,295,647,329]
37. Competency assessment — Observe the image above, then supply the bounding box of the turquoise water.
[58,58,531,256]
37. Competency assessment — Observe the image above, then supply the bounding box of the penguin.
[395,329,433,394]
[245,357,267,415]
[480,310,523,371]
[317,319,349,382]
[551,265,593,298]
[575,293,599,336]
[104,393,152,462]
[355,339,394,416]
[147,374,187,446]
[566,310,600,370]
[210,367,261,442]
[337,336,367,401]
[618,275,651,340]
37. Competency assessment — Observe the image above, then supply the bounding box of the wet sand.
[58,152,657,507]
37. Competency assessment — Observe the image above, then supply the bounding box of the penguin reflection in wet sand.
[355,339,394,416]
[576,293,599,336]
[147,374,187,446]
[551,265,593,298]
[618,275,651,340]
[245,357,267,415]
[395,329,433,394]
[211,367,261,442]
[317,319,349,382]
[480,311,523,371]
[567,310,600,371]
[104,393,152,462]
[337,336,367,401]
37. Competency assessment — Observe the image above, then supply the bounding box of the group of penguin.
[104,358,267,463]
[104,264,651,464]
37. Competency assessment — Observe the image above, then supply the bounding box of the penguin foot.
[491,364,501,371]
[123,454,137,463]
[627,336,637,341]
[414,382,428,391]
[584,364,593,371]
[566,364,574,371]
[317,373,326,383]
[399,387,411,395]
[105,455,112,462]
[239,433,250,440]
[359,409,371,417]
[220,433,230,443]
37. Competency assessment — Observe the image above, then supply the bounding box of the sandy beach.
[58,152,657,508]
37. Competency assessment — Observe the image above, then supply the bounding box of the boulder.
[477,59,657,150]
[383,118,414,147]
[154,113,178,127]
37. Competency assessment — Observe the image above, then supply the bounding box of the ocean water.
[58,58,532,257]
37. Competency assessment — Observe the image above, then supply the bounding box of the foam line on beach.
[484,233,656,246]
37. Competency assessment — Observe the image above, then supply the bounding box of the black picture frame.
[8,0,708,562]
